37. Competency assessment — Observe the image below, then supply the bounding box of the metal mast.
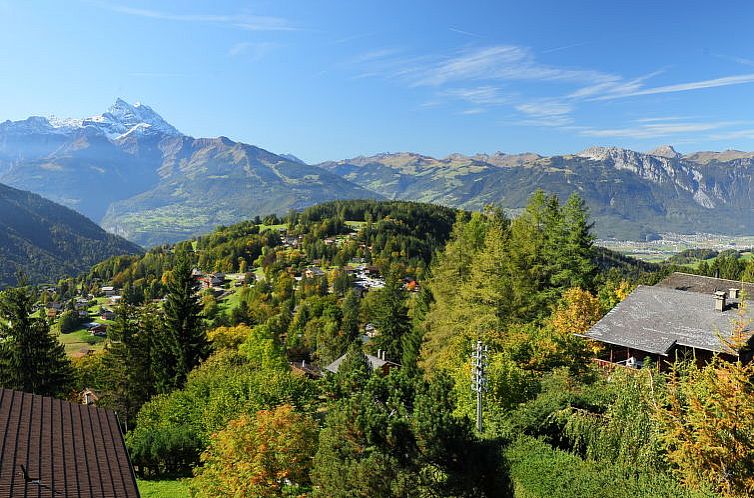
[471,339,488,433]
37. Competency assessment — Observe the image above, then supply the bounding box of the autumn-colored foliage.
[550,288,603,336]
[191,404,318,497]
[207,324,253,350]
[655,359,754,497]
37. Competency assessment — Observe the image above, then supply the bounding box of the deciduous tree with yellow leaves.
[191,404,318,498]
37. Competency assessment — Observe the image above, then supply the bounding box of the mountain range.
[320,146,754,240]
[3,99,754,245]
[0,99,378,246]
[0,182,140,287]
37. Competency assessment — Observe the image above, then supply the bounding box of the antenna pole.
[471,339,488,433]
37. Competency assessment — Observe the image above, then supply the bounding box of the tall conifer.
[0,280,72,396]
[155,251,207,391]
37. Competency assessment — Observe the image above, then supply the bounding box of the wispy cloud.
[541,42,588,54]
[710,52,754,67]
[409,45,616,87]
[347,48,401,64]
[449,27,482,38]
[579,120,737,139]
[706,129,754,140]
[516,100,573,118]
[634,116,690,123]
[228,42,279,59]
[593,73,754,100]
[347,41,754,143]
[95,3,296,31]
[441,86,509,106]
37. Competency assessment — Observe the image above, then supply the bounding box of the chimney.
[714,291,727,312]
[729,288,740,300]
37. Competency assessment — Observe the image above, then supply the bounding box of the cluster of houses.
[581,272,754,369]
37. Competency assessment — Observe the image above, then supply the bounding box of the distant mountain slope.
[5,99,754,243]
[320,146,754,240]
[0,182,141,287]
[100,137,382,247]
[1,100,380,246]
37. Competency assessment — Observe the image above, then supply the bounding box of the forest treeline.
[1,196,753,497]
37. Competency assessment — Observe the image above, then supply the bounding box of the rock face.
[320,147,754,239]
[0,100,379,246]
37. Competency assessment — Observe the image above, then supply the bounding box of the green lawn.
[58,328,107,355]
[259,223,287,232]
[137,479,191,498]
[56,296,114,355]
[218,287,242,313]
[345,220,368,228]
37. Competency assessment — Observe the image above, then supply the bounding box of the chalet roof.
[0,388,140,498]
[656,272,754,297]
[581,284,754,355]
[325,353,400,374]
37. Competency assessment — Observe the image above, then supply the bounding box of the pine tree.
[155,251,208,392]
[0,280,73,396]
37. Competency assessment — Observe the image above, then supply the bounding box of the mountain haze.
[320,146,754,239]
[4,100,754,243]
[0,182,141,287]
[100,136,381,246]
[0,100,380,246]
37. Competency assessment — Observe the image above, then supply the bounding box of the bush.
[59,310,80,334]
[505,436,716,498]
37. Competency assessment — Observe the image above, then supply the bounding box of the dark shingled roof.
[657,271,754,297]
[325,353,400,374]
[0,388,140,498]
[581,284,753,355]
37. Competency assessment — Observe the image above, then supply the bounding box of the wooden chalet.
[580,272,754,369]
[325,349,401,375]
[0,388,140,497]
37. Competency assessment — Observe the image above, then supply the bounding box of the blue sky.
[2,0,754,162]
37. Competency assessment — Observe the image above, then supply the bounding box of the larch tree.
[420,211,490,373]
[656,359,754,497]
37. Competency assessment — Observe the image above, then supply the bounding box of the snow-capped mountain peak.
[86,98,181,139]
[1,99,182,141]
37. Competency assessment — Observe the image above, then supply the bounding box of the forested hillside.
[2,197,752,497]
[0,182,141,287]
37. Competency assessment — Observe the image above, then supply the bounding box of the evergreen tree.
[371,269,411,361]
[0,281,73,396]
[102,303,155,430]
[155,251,208,392]
[340,289,360,342]
[556,193,597,290]
[402,284,433,377]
